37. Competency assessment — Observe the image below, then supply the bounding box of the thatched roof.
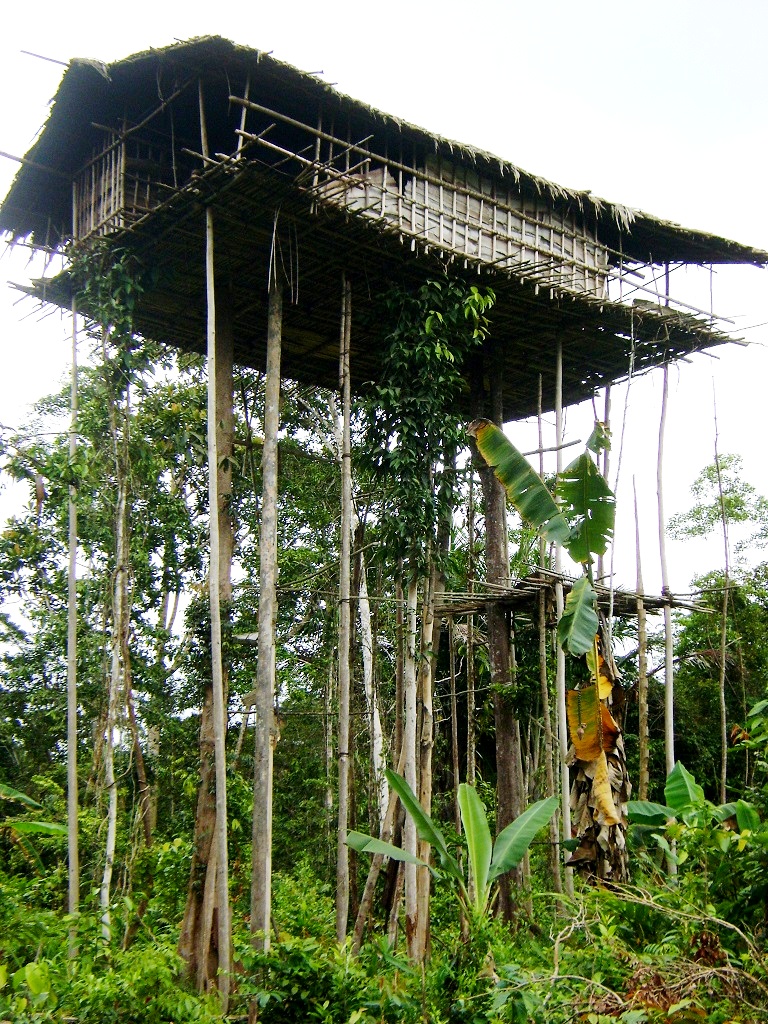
[1,36,766,418]
[2,35,767,265]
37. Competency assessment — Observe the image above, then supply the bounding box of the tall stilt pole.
[657,363,675,776]
[537,375,561,893]
[634,479,650,802]
[251,278,283,949]
[205,205,231,1008]
[554,341,574,898]
[336,276,353,942]
[67,297,80,952]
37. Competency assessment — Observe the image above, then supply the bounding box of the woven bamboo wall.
[335,155,609,297]
[73,135,172,242]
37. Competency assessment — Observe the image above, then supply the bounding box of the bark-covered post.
[554,340,574,898]
[634,480,650,801]
[336,276,353,942]
[251,278,283,948]
[66,298,80,949]
[537,375,561,892]
[657,363,675,776]
[204,205,233,1006]
[472,341,525,921]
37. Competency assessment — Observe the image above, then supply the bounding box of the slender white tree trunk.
[101,447,129,940]
[354,518,387,825]
[634,480,650,802]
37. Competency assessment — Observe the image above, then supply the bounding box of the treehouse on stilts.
[2,35,766,969]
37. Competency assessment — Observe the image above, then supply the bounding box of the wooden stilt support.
[251,278,283,949]
[554,340,574,899]
[205,203,232,1007]
[336,275,353,942]
[66,296,80,952]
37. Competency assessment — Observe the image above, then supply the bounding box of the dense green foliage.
[3,271,768,1019]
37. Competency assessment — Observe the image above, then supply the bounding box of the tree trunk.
[354,518,387,826]
[713,428,730,805]
[66,300,80,949]
[415,560,435,960]
[179,258,235,991]
[554,342,574,898]
[101,435,129,940]
[474,343,525,921]
[403,575,419,958]
[466,475,476,787]
[351,746,406,954]
[251,279,282,949]
[657,363,676,777]
[336,277,353,942]
[635,481,650,802]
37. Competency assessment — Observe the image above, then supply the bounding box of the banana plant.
[0,783,66,872]
[468,418,629,879]
[467,418,614,656]
[347,769,557,921]
[628,762,765,870]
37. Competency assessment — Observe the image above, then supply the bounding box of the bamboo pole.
[336,276,353,942]
[204,204,231,1006]
[66,297,80,951]
[554,340,574,898]
[251,279,283,949]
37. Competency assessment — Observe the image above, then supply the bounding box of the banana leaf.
[557,576,598,655]
[664,762,704,815]
[488,796,558,882]
[457,783,492,911]
[385,770,463,882]
[346,830,426,867]
[556,451,616,563]
[468,419,570,546]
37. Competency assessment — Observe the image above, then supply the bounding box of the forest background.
[2,2,768,1023]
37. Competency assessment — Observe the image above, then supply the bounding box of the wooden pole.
[634,479,650,802]
[657,363,675,776]
[403,576,419,956]
[205,204,231,1006]
[336,276,353,942]
[251,279,283,949]
[537,375,561,893]
[713,399,730,805]
[554,340,574,898]
[66,297,80,951]
[466,475,476,786]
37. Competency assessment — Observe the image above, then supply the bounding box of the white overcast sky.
[1,0,767,596]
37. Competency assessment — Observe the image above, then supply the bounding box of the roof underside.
[2,36,765,418]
